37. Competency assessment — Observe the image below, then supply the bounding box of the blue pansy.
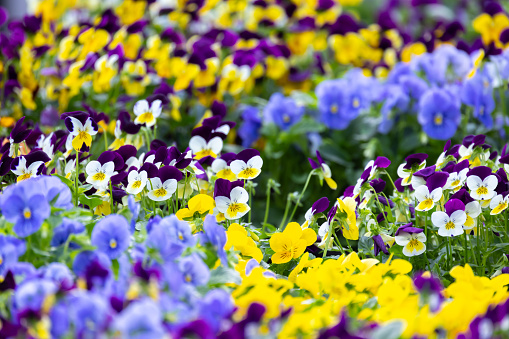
[263,92,303,130]
[0,179,50,237]
[14,278,57,313]
[40,262,74,288]
[0,235,25,276]
[67,292,110,337]
[201,215,228,265]
[378,84,410,134]
[198,289,234,332]
[461,69,495,129]
[128,195,141,233]
[36,175,73,210]
[238,105,262,148]
[51,218,85,247]
[113,298,165,339]
[91,215,131,259]
[418,87,461,140]
[179,253,210,287]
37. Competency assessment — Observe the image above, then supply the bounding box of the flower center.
[178,232,184,241]
[132,180,142,188]
[23,207,31,219]
[283,114,290,123]
[153,187,167,197]
[476,186,488,196]
[77,131,89,141]
[110,239,117,249]
[445,221,455,230]
[434,113,443,125]
[18,173,32,181]
[451,180,460,187]
[408,239,420,249]
[240,167,257,178]
[137,112,154,124]
[185,274,192,283]
[0,256,3,265]
[93,172,106,181]
[195,149,217,159]
[352,98,360,108]
[330,104,338,114]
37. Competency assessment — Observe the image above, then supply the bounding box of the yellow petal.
[300,228,317,246]
[271,251,292,264]
[283,222,303,243]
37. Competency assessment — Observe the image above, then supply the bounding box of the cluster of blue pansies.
[238,46,509,148]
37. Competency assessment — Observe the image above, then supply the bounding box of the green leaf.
[79,195,104,210]
[371,321,404,339]
[208,266,241,285]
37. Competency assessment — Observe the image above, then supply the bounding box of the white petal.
[230,186,249,204]
[397,163,409,179]
[415,232,427,242]
[318,222,329,237]
[215,196,231,213]
[247,156,263,170]
[148,177,162,189]
[27,161,44,174]
[321,163,332,178]
[414,185,430,202]
[134,100,150,117]
[451,210,467,226]
[163,179,178,195]
[431,211,449,228]
[150,100,162,118]
[69,117,84,133]
[86,161,102,175]
[211,159,228,173]
[490,195,503,209]
[189,136,207,153]
[465,201,481,218]
[395,233,411,246]
[215,124,230,135]
[411,176,426,190]
[484,175,498,191]
[102,162,116,176]
[128,170,139,182]
[208,137,223,155]
[229,160,246,175]
[466,175,482,191]
[430,187,443,202]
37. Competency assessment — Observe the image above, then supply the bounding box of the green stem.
[288,171,314,223]
[263,182,271,227]
[279,194,292,230]
[75,151,79,207]
[109,180,114,214]
[323,226,334,258]
[463,232,468,266]
[248,181,252,223]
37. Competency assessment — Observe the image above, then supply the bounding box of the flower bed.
[2,0,509,338]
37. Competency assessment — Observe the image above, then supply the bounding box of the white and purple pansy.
[431,199,467,237]
[230,149,263,180]
[85,151,124,189]
[126,169,148,195]
[211,152,237,181]
[303,197,330,228]
[309,151,337,190]
[450,188,481,230]
[11,151,50,182]
[201,115,236,138]
[61,111,98,152]
[414,172,449,211]
[166,146,193,170]
[490,193,509,215]
[362,156,391,181]
[214,179,250,220]
[466,166,498,201]
[397,153,428,186]
[410,165,437,190]
[133,99,162,128]
[435,139,460,168]
[8,117,32,157]
[443,160,469,192]
[147,166,183,202]
[189,130,223,160]
[394,222,427,257]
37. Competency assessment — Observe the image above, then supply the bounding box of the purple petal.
[426,172,449,192]
[444,199,465,215]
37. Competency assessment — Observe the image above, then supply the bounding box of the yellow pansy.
[270,222,316,264]
[225,223,263,262]
[176,194,215,220]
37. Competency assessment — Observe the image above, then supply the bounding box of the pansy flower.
[133,99,162,127]
[211,153,237,181]
[189,133,223,160]
[8,117,32,157]
[309,151,336,190]
[263,92,303,131]
[126,169,148,195]
[91,215,130,259]
[62,111,99,152]
[269,222,316,264]
[490,194,509,215]
[335,197,359,240]
[443,160,469,192]
[397,153,428,186]
[466,166,498,201]
[200,115,236,139]
[452,189,482,230]
[165,146,192,170]
[395,223,426,257]
[414,172,449,211]
[303,197,330,228]
[11,151,50,182]
[411,165,437,189]
[85,156,119,190]
[147,166,183,202]
[214,179,250,220]
[230,149,263,180]
[432,199,467,237]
